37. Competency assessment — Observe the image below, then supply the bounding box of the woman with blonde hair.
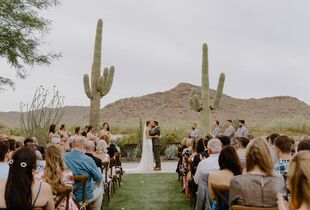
[278,151,310,210]
[229,138,286,208]
[43,146,78,210]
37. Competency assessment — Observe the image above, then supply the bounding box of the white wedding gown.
[136,125,154,171]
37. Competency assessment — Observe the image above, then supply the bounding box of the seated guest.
[267,133,280,163]
[297,136,310,152]
[235,137,249,168]
[74,127,81,136]
[192,138,205,175]
[188,138,205,195]
[99,122,111,137]
[229,138,286,208]
[42,146,78,210]
[31,137,45,158]
[85,141,103,170]
[81,125,88,137]
[201,135,213,159]
[15,141,23,150]
[208,146,243,202]
[0,147,54,210]
[194,138,222,184]
[86,126,98,142]
[7,139,16,159]
[107,137,119,159]
[274,136,292,176]
[182,138,196,197]
[219,136,231,148]
[277,151,310,210]
[94,140,109,161]
[176,138,188,174]
[24,137,36,149]
[0,141,9,180]
[64,136,103,210]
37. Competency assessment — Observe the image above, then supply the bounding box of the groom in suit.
[150,120,161,171]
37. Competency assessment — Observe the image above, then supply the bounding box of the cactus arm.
[211,73,225,110]
[189,88,202,112]
[92,19,103,72]
[99,66,115,97]
[189,97,201,112]
[193,94,202,112]
[83,74,92,99]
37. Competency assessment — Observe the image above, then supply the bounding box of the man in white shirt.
[194,138,221,184]
[0,141,9,180]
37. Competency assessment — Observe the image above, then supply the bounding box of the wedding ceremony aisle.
[105,173,193,210]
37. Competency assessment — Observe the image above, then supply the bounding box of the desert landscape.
[1,82,309,134]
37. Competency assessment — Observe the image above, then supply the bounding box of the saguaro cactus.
[83,19,115,132]
[189,43,225,135]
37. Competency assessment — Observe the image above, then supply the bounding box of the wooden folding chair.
[231,205,278,210]
[109,158,118,195]
[54,185,72,210]
[102,161,111,207]
[114,152,123,186]
[212,184,230,210]
[73,175,89,209]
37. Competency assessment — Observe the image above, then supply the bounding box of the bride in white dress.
[136,121,154,171]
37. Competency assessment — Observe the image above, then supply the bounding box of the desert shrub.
[165,145,178,160]
[125,148,138,161]
[20,86,64,146]
[255,117,310,136]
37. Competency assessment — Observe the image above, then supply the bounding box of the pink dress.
[34,169,78,210]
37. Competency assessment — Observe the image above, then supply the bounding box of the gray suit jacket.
[225,126,235,144]
[195,173,212,210]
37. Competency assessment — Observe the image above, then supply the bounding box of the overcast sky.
[1,0,309,112]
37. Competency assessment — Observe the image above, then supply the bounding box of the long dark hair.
[5,147,37,210]
[49,124,56,134]
[102,122,110,131]
[87,126,93,133]
[218,145,242,175]
[196,138,205,153]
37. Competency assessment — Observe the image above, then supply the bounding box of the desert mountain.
[100,83,310,127]
[1,83,309,128]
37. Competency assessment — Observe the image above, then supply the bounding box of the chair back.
[54,185,72,210]
[114,152,121,166]
[231,205,278,210]
[212,184,229,210]
[102,161,110,183]
[110,158,116,176]
[73,175,88,203]
[32,208,43,210]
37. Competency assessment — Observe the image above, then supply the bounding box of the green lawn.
[104,173,193,210]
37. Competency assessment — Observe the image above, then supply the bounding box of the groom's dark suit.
[150,126,161,169]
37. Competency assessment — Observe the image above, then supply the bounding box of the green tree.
[0,0,61,89]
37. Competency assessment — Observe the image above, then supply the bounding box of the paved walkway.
[122,161,178,174]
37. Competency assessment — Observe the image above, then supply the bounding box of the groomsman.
[237,120,250,137]
[225,120,235,145]
[211,120,221,138]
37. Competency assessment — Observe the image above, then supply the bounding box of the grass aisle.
[105,173,193,210]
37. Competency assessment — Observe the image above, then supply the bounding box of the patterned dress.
[34,169,78,210]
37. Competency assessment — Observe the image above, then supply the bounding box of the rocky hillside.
[1,83,309,128]
[100,83,310,127]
